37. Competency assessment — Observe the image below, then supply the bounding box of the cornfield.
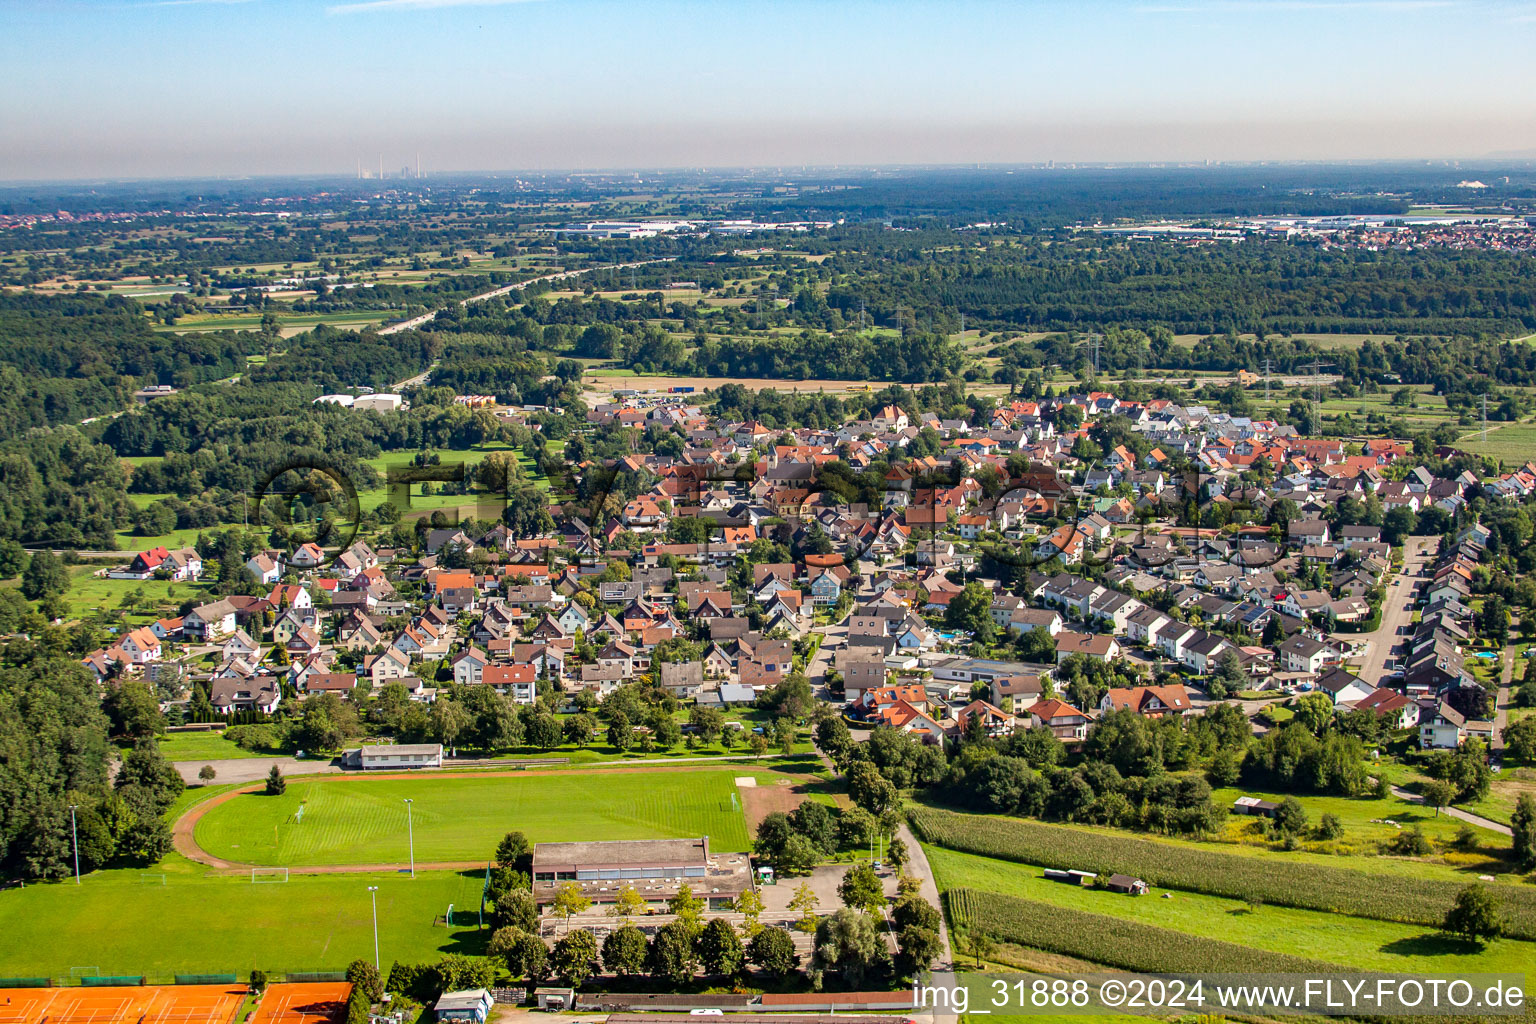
[912,806,1536,941]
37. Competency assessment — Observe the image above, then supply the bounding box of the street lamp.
[368,886,380,971]
[69,805,80,885]
[404,799,415,879]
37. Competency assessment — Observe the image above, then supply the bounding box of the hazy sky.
[3,0,1535,180]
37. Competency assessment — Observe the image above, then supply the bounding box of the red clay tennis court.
[0,984,245,1024]
[249,983,351,1024]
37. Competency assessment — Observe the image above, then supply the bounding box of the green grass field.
[153,310,389,335]
[143,730,272,763]
[0,865,483,979]
[194,767,772,867]
[925,846,1536,976]
[1460,422,1536,464]
[1208,784,1500,844]
[64,566,213,621]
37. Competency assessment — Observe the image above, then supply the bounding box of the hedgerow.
[912,806,1536,940]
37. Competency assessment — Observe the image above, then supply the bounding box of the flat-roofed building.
[348,742,443,770]
[530,837,751,910]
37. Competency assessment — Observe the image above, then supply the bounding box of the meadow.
[142,730,269,763]
[192,766,777,867]
[1206,783,1485,845]
[928,847,1536,975]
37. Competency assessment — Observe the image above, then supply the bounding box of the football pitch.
[0,867,483,981]
[191,767,764,868]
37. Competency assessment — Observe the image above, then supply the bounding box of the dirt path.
[173,761,797,873]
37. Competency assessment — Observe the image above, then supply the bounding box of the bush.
[1386,826,1433,857]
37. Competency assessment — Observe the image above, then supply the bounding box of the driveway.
[1353,538,1434,687]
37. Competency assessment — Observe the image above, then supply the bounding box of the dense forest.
[0,292,258,440]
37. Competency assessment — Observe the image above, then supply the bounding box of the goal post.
[139,873,166,885]
[251,867,290,883]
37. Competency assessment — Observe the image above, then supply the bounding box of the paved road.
[1387,783,1511,836]
[378,258,675,337]
[1354,537,1434,688]
[896,823,954,969]
[1493,634,1519,752]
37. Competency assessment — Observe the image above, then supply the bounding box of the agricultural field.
[0,863,483,981]
[192,766,783,867]
[908,806,1536,938]
[928,847,1535,975]
[151,310,392,336]
[1460,421,1536,464]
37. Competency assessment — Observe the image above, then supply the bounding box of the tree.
[607,883,646,923]
[198,764,217,785]
[667,883,704,929]
[1421,779,1456,816]
[652,713,682,750]
[646,920,699,984]
[506,932,548,981]
[103,681,164,741]
[526,713,563,750]
[944,582,997,643]
[964,930,995,967]
[493,890,538,933]
[836,806,878,851]
[746,926,798,977]
[1292,692,1334,733]
[1209,649,1247,701]
[487,926,528,961]
[551,882,592,931]
[1476,596,1510,646]
[838,862,888,914]
[550,929,599,984]
[21,548,67,602]
[811,908,885,989]
[789,800,838,854]
[733,887,766,936]
[265,763,286,796]
[602,924,649,977]
[788,882,821,931]
[1273,796,1308,836]
[1442,884,1502,944]
[892,895,941,933]
[1316,812,1345,841]
[896,925,942,976]
[607,710,634,752]
[1505,717,1536,765]
[846,762,899,816]
[695,917,745,977]
[777,833,820,876]
[346,959,384,1002]
[496,830,532,871]
[563,713,596,747]
[1510,793,1536,872]
[815,716,852,761]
